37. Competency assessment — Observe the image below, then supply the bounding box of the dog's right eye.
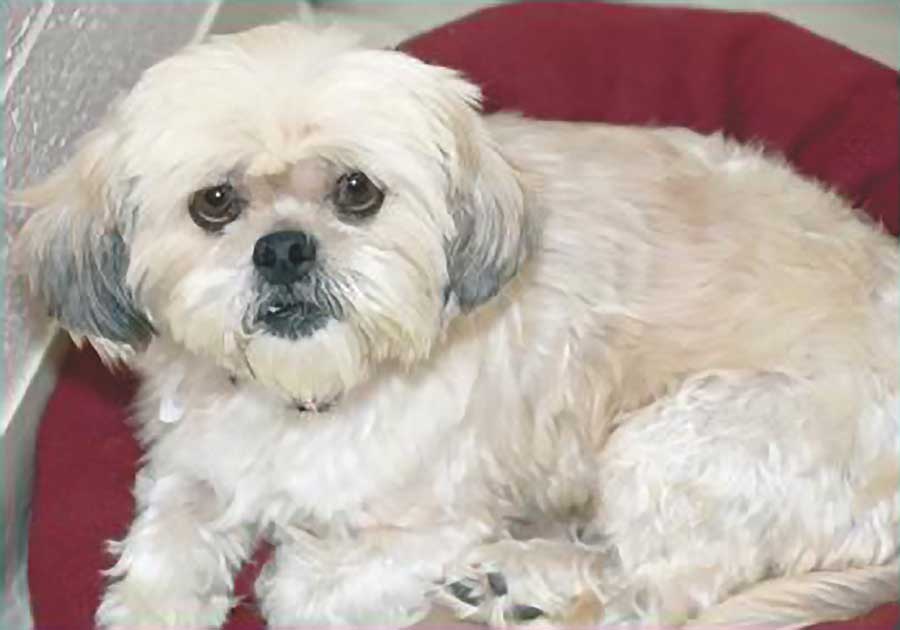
[189,184,242,232]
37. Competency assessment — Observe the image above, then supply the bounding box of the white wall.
[2,2,217,626]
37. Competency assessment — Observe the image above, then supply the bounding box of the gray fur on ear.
[445,138,531,312]
[14,127,154,359]
[28,220,154,348]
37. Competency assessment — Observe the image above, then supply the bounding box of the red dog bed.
[28,3,898,628]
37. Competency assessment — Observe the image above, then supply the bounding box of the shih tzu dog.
[15,22,899,629]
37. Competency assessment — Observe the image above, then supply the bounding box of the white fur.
[15,23,898,629]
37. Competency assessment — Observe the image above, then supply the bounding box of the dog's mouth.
[261,298,317,321]
[253,291,331,339]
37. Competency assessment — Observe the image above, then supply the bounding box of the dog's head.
[15,23,529,405]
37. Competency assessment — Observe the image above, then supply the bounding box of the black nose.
[252,230,317,285]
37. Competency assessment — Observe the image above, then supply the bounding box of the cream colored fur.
[14,23,899,629]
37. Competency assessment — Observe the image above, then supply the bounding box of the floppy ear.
[437,76,531,312]
[13,126,154,362]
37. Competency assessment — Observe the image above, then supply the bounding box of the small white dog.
[16,23,899,629]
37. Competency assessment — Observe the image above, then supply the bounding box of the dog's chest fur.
[131,331,549,529]
[131,299,609,535]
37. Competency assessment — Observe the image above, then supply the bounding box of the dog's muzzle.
[247,230,339,339]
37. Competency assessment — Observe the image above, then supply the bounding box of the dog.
[15,22,899,629]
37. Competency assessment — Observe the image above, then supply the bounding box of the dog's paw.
[434,539,604,627]
[443,570,547,624]
[96,578,231,629]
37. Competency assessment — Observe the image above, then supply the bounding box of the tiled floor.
[210,1,897,68]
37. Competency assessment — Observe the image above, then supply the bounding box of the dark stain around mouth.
[255,290,331,340]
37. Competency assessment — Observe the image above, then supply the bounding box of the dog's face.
[15,24,527,405]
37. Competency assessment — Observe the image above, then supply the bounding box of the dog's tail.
[689,560,899,629]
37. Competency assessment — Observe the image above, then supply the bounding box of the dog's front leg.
[257,522,483,627]
[96,471,256,629]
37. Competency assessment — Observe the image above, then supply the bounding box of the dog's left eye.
[189,184,243,232]
[333,171,384,219]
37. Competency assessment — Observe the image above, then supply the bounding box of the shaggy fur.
[15,23,898,629]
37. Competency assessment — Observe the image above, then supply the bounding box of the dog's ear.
[435,73,530,312]
[13,126,154,362]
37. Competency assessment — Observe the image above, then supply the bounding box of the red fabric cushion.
[28,3,899,629]
[404,3,899,235]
